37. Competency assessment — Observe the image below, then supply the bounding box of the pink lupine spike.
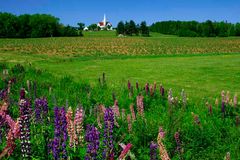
[74,107,84,146]
[130,104,136,121]
[119,143,132,160]
[127,114,132,133]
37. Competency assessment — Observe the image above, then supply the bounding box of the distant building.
[97,14,112,30]
[83,27,89,31]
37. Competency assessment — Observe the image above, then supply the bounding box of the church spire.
[103,14,106,26]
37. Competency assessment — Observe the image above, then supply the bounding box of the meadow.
[0,32,240,159]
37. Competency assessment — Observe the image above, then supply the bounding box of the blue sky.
[0,0,239,26]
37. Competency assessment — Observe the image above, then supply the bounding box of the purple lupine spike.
[19,88,31,158]
[145,83,149,95]
[150,141,158,160]
[221,101,225,114]
[136,81,139,91]
[103,108,114,159]
[85,125,100,160]
[35,98,48,123]
[53,107,68,159]
[127,80,131,90]
[160,84,164,97]
[174,132,181,153]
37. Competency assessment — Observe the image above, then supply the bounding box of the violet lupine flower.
[103,108,114,160]
[150,141,158,160]
[160,84,164,97]
[19,88,31,158]
[34,98,48,123]
[174,132,181,153]
[136,82,139,91]
[53,107,68,159]
[145,83,149,95]
[85,125,100,160]
[127,80,131,90]
[221,101,225,114]
[0,89,7,101]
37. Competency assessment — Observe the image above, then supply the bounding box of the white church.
[97,14,113,30]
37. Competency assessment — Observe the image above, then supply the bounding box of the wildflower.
[74,107,84,146]
[127,80,131,90]
[191,112,201,126]
[103,108,114,159]
[157,127,170,160]
[85,125,100,160]
[174,132,182,154]
[215,98,219,107]
[160,84,165,97]
[234,94,237,108]
[127,114,132,133]
[53,107,68,159]
[145,83,149,95]
[154,82,157,93]
[150,85,154,96]
[150,141,158,160]
[130,104,136,121]
[19,88,31,158]
[119,143,133,160]
[225,152,230,160]
[181,89,187,107]
[66,107,75,147]
[34,98,48,123]
[226,91,230,104]
[136,81,139,91]
[136,94,144,117]
[112,100,120,117]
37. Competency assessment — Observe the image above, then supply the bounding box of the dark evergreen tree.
[116,21,125,35]
[140,21,150,37]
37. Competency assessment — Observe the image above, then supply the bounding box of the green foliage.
[88,24,98,31]
[140,21,150,37]
[151,20,240,37]
[116,21,125,35]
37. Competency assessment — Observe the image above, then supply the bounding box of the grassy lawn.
[1,51,240,102]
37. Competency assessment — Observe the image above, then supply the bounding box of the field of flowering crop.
[0,34,240,56]
[0,64,239,159]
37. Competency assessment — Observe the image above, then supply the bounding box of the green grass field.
[0,32,240,101]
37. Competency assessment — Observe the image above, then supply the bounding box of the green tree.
[0,12,18,38]
[88,24,97,31]
[140,21,149,37]
[129,20,137,36]
[17,14,31,38]
[116,21,125,35]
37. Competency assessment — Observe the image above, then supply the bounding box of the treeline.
[150,20,240,37]
[0,12,83,38]
[116,20,150,37]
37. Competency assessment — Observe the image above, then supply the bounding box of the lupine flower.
[0,89,7,101]
[145,83,149,95]
[130,104,136,121]
[137,94,144,117]
[119,143,132,160]
[215,98,219,107]
[226,91,230,104]
[168,89,173,105]
[234,94,237,108]
[221,101,225,114]
[0,111,20,157]
[150,141,158,160]
[208,104,212,115]
[191,112,201,126]
[85,125,100,160]
[19,88,31,158]
[66,107,75,147]
[112,100,120,118]
[154,82,157,93]
[225,152,230,160]
[174,132,182,154]
[150,85,154,97]
[74,107,84,146]
[34,98,48,123]
[181,89,187,106]
[127,114,132,133]
[160,84,165,97]
[221,90,225,103]
[136,81,139,91]
[157,127,170,160]
[53,107,68,159]
[103,108,114,160]
[127,80,131,90]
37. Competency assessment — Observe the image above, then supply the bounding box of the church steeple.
[103,14,106,26]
